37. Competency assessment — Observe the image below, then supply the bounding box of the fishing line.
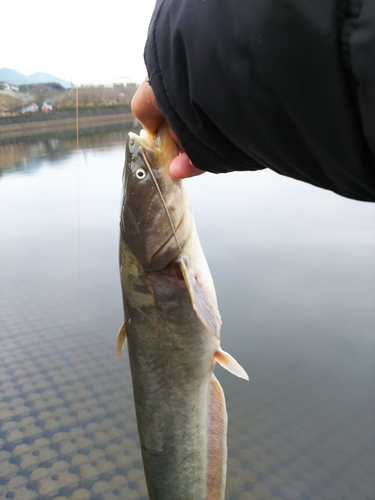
[76,86,85,499]
[140,150,182,252]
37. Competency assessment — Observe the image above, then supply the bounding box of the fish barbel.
[118,124,248,499]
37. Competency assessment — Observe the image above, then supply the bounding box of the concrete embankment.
[0,107,136,144]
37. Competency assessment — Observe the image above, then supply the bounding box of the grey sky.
[2,0,156,84]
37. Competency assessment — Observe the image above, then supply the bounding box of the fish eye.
[135,168,146,180]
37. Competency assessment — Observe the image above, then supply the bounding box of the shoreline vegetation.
[0,107,135,144]
[0,82,138,144]
[0,82,138,115]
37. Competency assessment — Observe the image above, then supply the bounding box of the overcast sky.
[1,0,156,84]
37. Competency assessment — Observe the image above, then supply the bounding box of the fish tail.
[206,374,227,500]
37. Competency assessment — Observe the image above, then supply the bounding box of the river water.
[1,127,374,500]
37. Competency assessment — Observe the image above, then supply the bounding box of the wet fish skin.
[119,125,248,499]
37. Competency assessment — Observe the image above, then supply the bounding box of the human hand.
[131,78,205,179]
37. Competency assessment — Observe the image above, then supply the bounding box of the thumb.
[131,78,164,134]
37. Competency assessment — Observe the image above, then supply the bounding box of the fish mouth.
[134,126,178,173]
[127,131,159,170]
[138,129,155,147]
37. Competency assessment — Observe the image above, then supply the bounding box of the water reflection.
[0,122,138,176]
[0,129,374,499]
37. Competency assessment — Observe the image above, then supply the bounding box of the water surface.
[1,129,374,500]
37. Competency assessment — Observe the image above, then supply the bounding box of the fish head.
[121,124,192,271]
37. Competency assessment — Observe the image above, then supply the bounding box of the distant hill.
[0,68,72,88]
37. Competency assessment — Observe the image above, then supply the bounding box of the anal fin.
[206,375,227,500]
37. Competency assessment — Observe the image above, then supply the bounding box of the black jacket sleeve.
[144,0,375,202]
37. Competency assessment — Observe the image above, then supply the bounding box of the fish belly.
[120,244,226,499]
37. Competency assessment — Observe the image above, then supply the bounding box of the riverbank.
[0,107,136,145]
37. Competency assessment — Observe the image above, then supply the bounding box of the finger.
[169,153,205,179]
[131,77,164,133]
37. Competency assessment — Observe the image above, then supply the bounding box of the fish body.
[119,125,247,499]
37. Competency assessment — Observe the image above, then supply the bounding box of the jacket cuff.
[144,0,263,174]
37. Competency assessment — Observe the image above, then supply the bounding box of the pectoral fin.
[178,258,221,339]
[117,322,127,357]
[214,347,249,380]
